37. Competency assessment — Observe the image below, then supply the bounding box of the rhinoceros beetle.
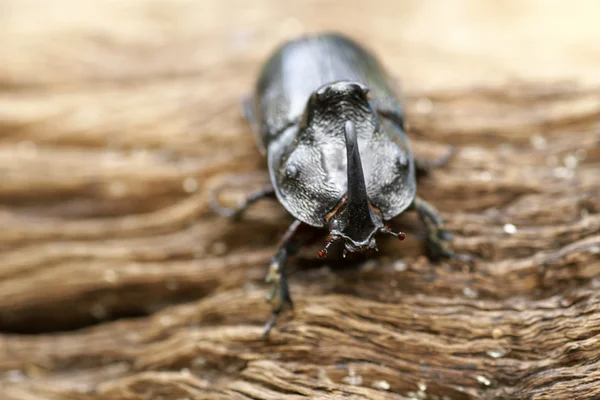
[211,33,470,336]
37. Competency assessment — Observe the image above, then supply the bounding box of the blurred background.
[2,0,600,90]
[1,1,599,399]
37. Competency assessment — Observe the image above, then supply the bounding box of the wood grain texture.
[0,1,599,399]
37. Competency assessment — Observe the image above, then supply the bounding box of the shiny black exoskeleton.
[211,33,469,336]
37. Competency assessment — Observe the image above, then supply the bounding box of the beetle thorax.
[268,80,413,252]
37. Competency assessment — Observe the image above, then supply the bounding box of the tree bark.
[0,1,599,399]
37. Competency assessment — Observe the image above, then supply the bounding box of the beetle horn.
[318,120,406,258]
[342,120,379,241]
[344,121,369,216]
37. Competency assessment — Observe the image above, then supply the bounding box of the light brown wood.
[0,1,599,399]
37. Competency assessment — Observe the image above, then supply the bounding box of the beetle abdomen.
[255,33,400,147]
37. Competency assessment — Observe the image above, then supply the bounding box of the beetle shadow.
[284,214,448,300]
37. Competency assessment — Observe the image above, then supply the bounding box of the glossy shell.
[247,33,416,227]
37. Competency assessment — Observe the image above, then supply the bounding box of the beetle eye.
[285,164,299,179]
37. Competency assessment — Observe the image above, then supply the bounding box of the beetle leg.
[415,145,456,177]
[209,184,275,220]
[264,219,303,338]
[264,247,293,336]
[411,196,472,264]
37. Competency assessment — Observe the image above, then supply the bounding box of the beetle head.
[318,120,405,258]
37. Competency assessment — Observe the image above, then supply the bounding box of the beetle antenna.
[380,225,406,241]
[318,235,339,258]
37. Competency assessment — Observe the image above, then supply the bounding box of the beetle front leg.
[263,219,303,338]
[411,197,472,264]
[264,246,293,336]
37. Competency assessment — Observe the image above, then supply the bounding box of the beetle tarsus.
[209,185,275,220]
[263,248,294,338]
[412,196,472,264]
[263,310,281,339]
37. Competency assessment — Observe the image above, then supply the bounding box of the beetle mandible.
[211,33,470,336]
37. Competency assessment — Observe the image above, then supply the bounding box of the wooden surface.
[1,1,599,399]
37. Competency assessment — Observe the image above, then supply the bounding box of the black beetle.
[211,33,469,336]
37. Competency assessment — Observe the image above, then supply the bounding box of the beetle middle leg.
[411,196,472,264]
[263,219,304,338]
[209,184,275,220]
[415,146,456,177]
